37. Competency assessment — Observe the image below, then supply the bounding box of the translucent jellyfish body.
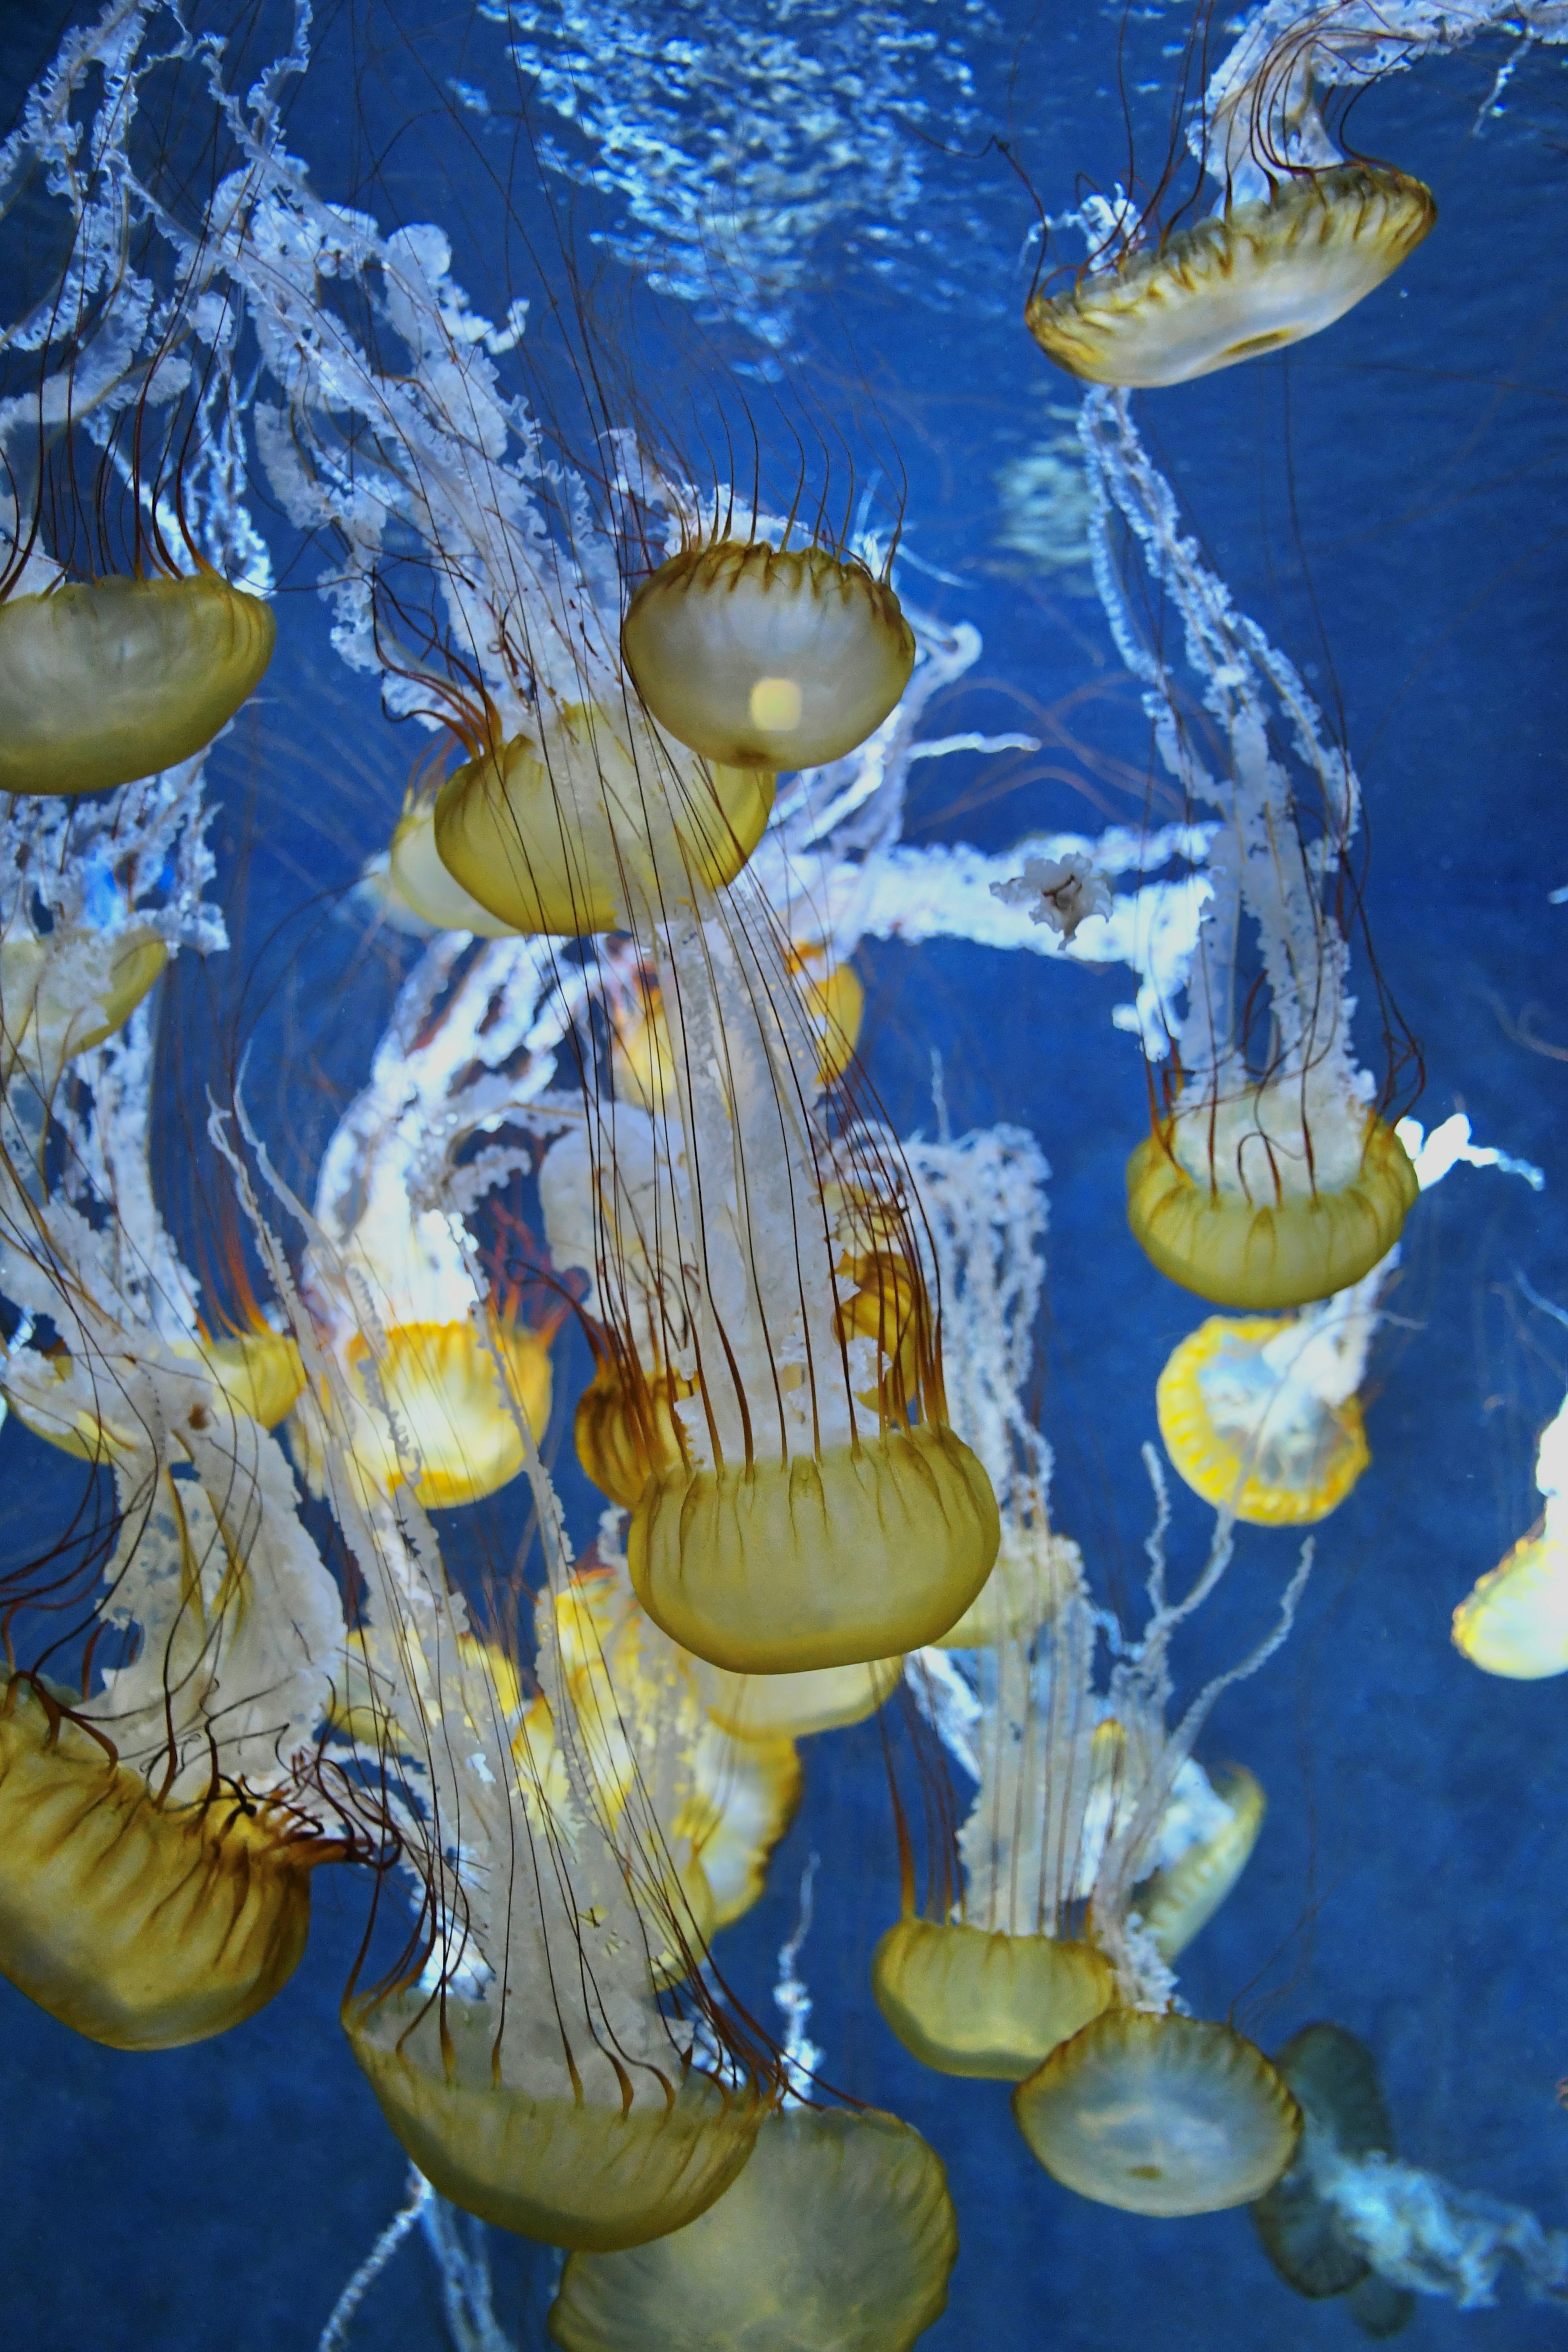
[0,1676,324,2049]
[0,573,275,796]
[345,1991,760,2250]
[1127,1090,1417,1311]
[695,1652,903,1742]
[871,1917,1114,2081]
[574,1360,689,1511]
[1026,167,1434,390]
[433,702,774,937]
[621,543,915,772]
[1137,1764,1266,1963]
[1013,2010,1301,2216]
[1158,1316,1370,1526]
[296,1318,551,1509]
[388,796,517,936]
[1252,2022,1401,2308]
[628,1423,1000,1675]
[1453,1391,1568,1678]
[1452,1535,1568,1679]
[13,1326,306,1460]
[548,2105,958,2352]
[0,922,167,1092]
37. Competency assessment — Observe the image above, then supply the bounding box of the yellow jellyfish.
[0,1675,329,2049]
[1453,1390,1568,1677]
[685,1724,802,1928]
[873,1917,1114,2082]
[548,2104,958,2352]
[630,1421,996,1676]
[1127,1090,1417,1313]
[0,1299,349,2052]
[292,1316,551,1510]
[0,571,276,797]
[1013,2009,1301,2216]
[346,1990,760,2250]
[1136,1764,1266,1963]
[433,699,774,937]
[11,1324,306,1461]
[338,1548,768,2252]
[1027,166,1434,390]
[0,921,168,1095]
[621,541,915,773]
[543,924,999,1677]
[387,792,518,936]
[1157,1314,1370,1525]
[694,1653,904,1742]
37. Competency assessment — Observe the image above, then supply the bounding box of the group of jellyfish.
[0,0,1563,2343]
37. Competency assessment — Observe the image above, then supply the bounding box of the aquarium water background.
[0,0,1565,2345]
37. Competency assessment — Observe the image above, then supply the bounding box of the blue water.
[2,2,1566,2346]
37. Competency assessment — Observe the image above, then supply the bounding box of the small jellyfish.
[621,541,915,773]
[547,2105,958,2352]
[1137,1764,1266,1963]
[1127,1088,1417,1313]
[292,1317,552,1510]
[1252,2021,1415,2338]
[433,699,774,938]
[1027,167,1434,390]
[0,570,275,797]
[1157,1314,1370,1526]
[873,1916,1114,2082]
[0,920,168,1096]
[684,1725,803,1929]
[1079,394,1420,1315]
[1013,2009,1301,2216]
[1453,1388,1568,1678]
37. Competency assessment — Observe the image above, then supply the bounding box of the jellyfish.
[1026,4,1435,388]
[0,570,276,800]
[0,1175,348,2051]
[432,699,776,939]
[1252,2021,1415,2336]
[1013,2009,1301,2216]
[538,918,999,1677]
[621,540,915,773]
[0,94,276,800]
[1453,1384,1568,1678]
[548,2103,958,2352]
[1080,391,1418,1312]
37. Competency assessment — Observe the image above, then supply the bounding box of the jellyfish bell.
[0,570,275,798]
[629,1421,1000,1676]
[621,541,915,773]
[1452,1533,1568,1680]
[1127,1085,1417,1312]
[433,699,775,938]
[345,1987,761,2251]
[1136,1763,1266,1964]
[1013,2008,1301,2216]
[1027,165,1435,391]
[548,2103,958,2352]
[1252,2021,1396,2305]
[574,1357,690,1512]
[694,1653,904,1742]
[0,1674,334,2050]
[292,1317,551,1511]
[1158,1316,1369,1527]
[0,920,168,1098]
[388,793,518,937]
[872,1917,1115,2082]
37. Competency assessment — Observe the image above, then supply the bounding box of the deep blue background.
[1,3,1566,2346]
